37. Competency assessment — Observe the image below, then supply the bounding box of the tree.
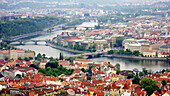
[141,78,159,95]
[18,57,22,60]
[29,57,33,60]
[59,90,66,95]
[5,57,8,61]
[16,64,20,66]
[37,53,42,58]
[38,68,46,74]
[59,52,63,60]
[42,54,46,59]
[127,72,134,79]
[133,51,140,56]
[132,73,140,84]
[76,56,84,59]
[142,68,148,75]
[24,57,29,61]
[45,61,58,69]
[22,73,25,77]
[115,37,124,47]
[81,68,86,73]
[95,25,100,29]
[161,80,167,86]
[115,63,120,70]
[58,78,64,82]
[139,72,144,77]
[161,69,165,73]
[116,69,120,75]
[49,57,53,61]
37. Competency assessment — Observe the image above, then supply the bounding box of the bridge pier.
[34,41,38,45]
[19,41,24,45]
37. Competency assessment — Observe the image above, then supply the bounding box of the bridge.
[65,51,106,58]
[4,31,48,43]
[17,40,47,45]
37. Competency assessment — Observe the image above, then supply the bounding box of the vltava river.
[11,30,170,72]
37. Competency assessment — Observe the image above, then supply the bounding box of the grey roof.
[160,45,170,48]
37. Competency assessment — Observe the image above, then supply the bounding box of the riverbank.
[47,41,169,61]
[104,54,169,61]
[47,41,88,54]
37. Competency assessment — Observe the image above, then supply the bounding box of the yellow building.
[143,50,156,57]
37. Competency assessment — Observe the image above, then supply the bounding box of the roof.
[144,50,155,52]
[160,45,170,48]
[74,59,92,62]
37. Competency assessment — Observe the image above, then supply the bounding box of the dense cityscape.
[0,0,170,96]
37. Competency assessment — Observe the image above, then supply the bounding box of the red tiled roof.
[144,50,155,52]
[74,59,92,62]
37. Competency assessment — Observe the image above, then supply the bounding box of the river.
[10,30,170,72]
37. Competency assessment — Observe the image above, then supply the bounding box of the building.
[143,50,156,57]
[0,50,35,60]
[94,40,110,50]
[73,59,93,64]
[159,45,170,52]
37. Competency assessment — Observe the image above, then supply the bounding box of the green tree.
[49,57,53,61]
[37,53,42,58]
[141,78,159,95]
[76,56,84,59]
[115,37,124,47]
[59,52,63,60]
[115,63,120,70]
[95,25,100,29]
[18,57,22,60]
[42,54,46,59]
[133,51,140,56]
[59,90,66,95]
[5,57,8,61]
[139,72,144,77]
[81,68,86,73]
[29,57,33,60]
[58,78,64,82]
[24,57,29,61]
[142,68,148,75]
[161,69,165,73]
[38,68,46,74]
[161,79,167,86]
[132,73,140,84]
[127,72,134,79]
[116,69,120,75]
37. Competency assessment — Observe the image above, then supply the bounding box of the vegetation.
[95,25,101,29]
[161,80,167,87]
[115,63,120,70]
[66,19,84,26]
[116,69,120,75]
[142,68,148,75]
[38,61,75,76]
[107,49,140,56]
[59,90,66,95]
[140,78,160,95]
[115,37,124,47]
[87,45,96,52]
[59,52,64,60]
[0,16,66,38]
[139,72,144,77]
[132,72,140,84]
[65,56,84,63]
[127,72,134,79]
[0,41,16,50]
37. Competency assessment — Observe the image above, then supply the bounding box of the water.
[11,30,170,72]
[10,30,74,58]
[92,57,169,72]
